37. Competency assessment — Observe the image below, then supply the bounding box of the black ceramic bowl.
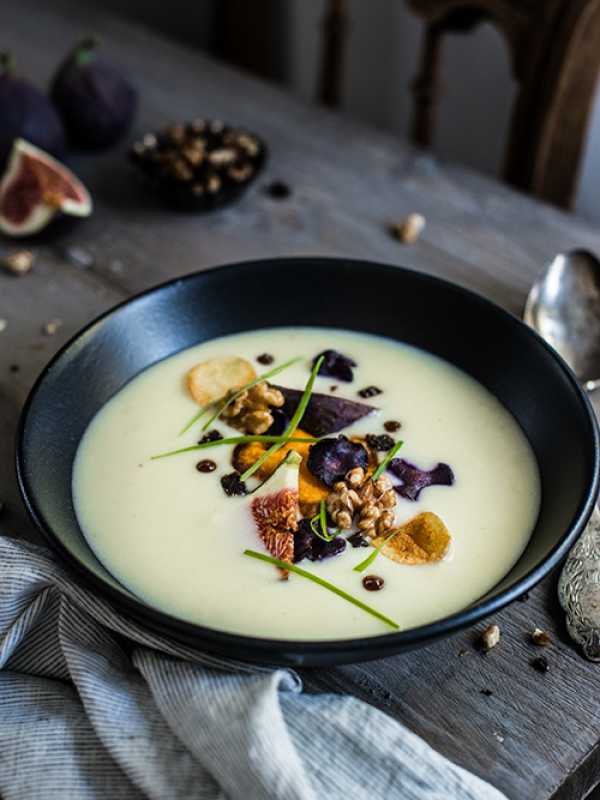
[17,258,600,666]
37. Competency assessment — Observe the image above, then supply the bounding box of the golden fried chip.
[186,356,256,406]
[373,511,451,565]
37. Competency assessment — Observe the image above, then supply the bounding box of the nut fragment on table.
[2,249,34,275]
[531,627,552,647]
[389,213,426,244]
[480,624,501,651]
[0,319,7,333]
[43,318,62,336]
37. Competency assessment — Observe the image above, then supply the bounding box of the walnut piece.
[481,624,500,651]
[222,381,284,434]
[3,250,34,276]
[326,468,396,539]
[389,213,426,245]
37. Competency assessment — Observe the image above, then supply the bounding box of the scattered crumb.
[480,689,493,697]
[43,318,62,336]
[389,213,426,245]
[2,250,34,276]
[531,656,549,673]
[0,319,7,333]
[531,627,552,647]
[458,648,469,657]
[480,624,500,651]
[493,731,505,744]
[266,180,291,200]
[330,385,338,392]
[9,364,19,373]
[63,246,94,269]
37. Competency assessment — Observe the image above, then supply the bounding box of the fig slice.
[250,450,301,578]
[0,138,91,236]
[372,511,451,565]
[271,385,375,437]
[186,356,256,407]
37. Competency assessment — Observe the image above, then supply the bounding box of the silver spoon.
[524,249,600,391]
[524,249,600,659]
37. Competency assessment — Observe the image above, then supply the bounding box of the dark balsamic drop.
[362,574,385,591]
[196,459,217,473]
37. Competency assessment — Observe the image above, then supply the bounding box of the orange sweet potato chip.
[372,511,451,565]
[232,432,377,517]
[233,429,328,516]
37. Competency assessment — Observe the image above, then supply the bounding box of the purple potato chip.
[293,519,347,563]
[307,435,369,487]
[265,408,289,436]
[312,349,356,382]
[271,385,375,437]
[388,458,455,501]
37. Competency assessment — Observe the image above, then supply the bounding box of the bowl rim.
[15,256,600,662]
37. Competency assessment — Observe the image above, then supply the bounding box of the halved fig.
[0,138,91,237]
[186,356,255,407]
[271,385,375,437]
[233,428,328,517]
[250,450,301,578]
[372,511,451,565]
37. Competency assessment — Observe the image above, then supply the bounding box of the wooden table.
[2,2,600,798]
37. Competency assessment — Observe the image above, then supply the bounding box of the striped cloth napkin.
[0,534,507,800]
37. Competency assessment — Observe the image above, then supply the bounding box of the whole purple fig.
[0,52,66,169]
[50,38,137,149]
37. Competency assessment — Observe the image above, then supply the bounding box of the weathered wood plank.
[0,251,127,541]
[2,2,600,798]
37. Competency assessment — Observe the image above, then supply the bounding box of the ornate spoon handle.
[558,505,600,660]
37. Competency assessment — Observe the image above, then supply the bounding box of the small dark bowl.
[129,120,266,212]
[16,258,600,666]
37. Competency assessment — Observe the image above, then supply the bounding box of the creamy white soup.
[73,327,540,640]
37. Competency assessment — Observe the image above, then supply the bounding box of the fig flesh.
[0,139,92,237]
[0,53,65,169]
[50,38,137,149]
[250,450,301,578]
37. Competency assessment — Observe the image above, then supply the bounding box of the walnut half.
[222,381,284,434]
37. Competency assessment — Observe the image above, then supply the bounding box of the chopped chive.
[371,439,404,481]
[353,528,399,573]
[240,355,324,481]
[309,500,338,542]
[178,406,210,436]
[178,356,301,437]
[200,356,301,432]
[151,435,319,461]
[243,549,399,630]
